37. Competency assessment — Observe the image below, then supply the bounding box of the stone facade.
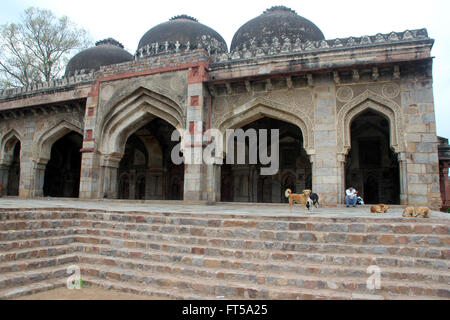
[438,137,450,211]
[0,9,444,209]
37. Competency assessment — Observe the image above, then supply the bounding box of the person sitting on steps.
[345,187,358,208]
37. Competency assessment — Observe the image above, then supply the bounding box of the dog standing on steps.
[306,192,320,210]
[285,189,312,213]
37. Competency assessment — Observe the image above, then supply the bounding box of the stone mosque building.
[0,6,448,210]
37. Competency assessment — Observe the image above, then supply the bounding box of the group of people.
[345,187,364,208]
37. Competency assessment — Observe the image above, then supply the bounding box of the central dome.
[137,15,228,54]
[231,6,325,51]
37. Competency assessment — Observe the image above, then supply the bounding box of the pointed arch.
[34,120,83,163]
[215,97,314,154]
[0,129,22,165]
[99,87,185,155]
[337,90,405,156]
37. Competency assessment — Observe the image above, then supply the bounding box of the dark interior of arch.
[118,118,184,200]
[345,110,400,204]
[43,132,82,198]
[221,117,311,203]
[7,142,21,196]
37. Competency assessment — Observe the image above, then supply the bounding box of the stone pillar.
[336,154,346,204]
[0,164,9,196]
[206,161,221,203]
[312,83,340,205]
[183,65,209,201]
[145,172,152,200]
[79,92,100,199]
[79,151,102,199]
[31,162,47,197]
[101,155,121,199]
[401,76,441,208]
[129,169,136,200]
[398,152,409,205]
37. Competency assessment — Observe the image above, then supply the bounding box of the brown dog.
[370,204,390,214]
[402,207,431,218]
[285,189,312,213]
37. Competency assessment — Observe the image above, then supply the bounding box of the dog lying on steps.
[370,204,389,214]
[402,207,431,218]
[285,189,312,213]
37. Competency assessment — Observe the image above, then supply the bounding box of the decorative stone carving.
[336,86,354,103]
[336,90,405,156]
[209,29,430,65]
[382,83,400,99]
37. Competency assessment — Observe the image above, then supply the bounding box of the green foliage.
[0,7,93,89]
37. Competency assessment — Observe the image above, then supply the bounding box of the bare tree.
[0,7,92,89]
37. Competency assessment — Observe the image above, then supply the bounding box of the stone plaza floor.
[0,197,449,220]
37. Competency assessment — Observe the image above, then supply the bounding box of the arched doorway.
[221,117,311,203]
[43,132,82,198]
[118,118,184,200]
[6,141,21,196]
[345,110,400,204]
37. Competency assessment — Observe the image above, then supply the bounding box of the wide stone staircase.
[0,208,449,300]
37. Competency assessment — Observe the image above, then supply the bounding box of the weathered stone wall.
[400,69,442,207]
[78,51,208,200]
[0,106,84,197]
[0,30,442,208]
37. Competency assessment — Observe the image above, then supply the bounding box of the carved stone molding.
[336,90,405,156]
[214,96,314,154]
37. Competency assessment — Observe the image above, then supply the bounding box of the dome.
[231,6,325,51]
[137,15,228,54]
[65,38,133,76]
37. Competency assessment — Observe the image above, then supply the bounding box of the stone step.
[0,265,74,291]
[2,208,448,226]
[0,228,86,241]
[81,275,359,300]
[0,236,76,252]
[2,222,447,253]
[0,278,67,300]
[2,227,447,261]
[77,263,450,299]
[3,214,448,236]
[82,223,450,248]
[74,233,449,262]
[82,275,446,300]
[3,220,448,250]
[77,250,450,287]
[0,244,78,263]
[83,276,223,300]
[0,254,79,273]
[0,219,79,232]
[75,240,448,272]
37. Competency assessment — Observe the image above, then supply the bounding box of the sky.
[1,0,449,139]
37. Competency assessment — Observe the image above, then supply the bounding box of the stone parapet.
[211,29,432,65]
[0,70,95,102]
